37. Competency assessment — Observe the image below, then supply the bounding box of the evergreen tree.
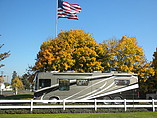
[21,74,30,90]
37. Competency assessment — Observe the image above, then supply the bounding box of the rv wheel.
[103,96,112,105]
[113,96,122,104]
[49,97,59,104]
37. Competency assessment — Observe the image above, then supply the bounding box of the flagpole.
[55,0,58,37]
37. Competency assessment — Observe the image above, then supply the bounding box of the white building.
[0,83,5,90]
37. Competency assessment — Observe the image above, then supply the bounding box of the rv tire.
[103,96,112,105]
[113,96,123,104]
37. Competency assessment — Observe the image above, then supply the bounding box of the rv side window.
[59,79,70,91]
[115,79,130,86]
[39,79,51,89]
[76,79,89,86]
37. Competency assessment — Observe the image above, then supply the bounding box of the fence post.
[30,99,33,113]
[94,99,97,111]
[63,99,66,110]
[152,99,155,112]
[124,99,127,112]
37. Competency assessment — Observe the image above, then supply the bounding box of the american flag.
[58,0,82,20]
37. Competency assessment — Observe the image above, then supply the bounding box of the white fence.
[0,99,157,112]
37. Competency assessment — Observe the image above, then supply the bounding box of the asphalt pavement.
[0,90,32,96]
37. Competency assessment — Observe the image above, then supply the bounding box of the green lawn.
[0,112,157,118]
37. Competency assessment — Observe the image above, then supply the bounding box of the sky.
[0,0,157,83]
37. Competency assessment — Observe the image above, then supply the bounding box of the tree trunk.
[15,87,18,95]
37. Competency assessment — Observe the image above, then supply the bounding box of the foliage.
[33,29,104,72]
[115,36,145,72]
[101,36,155,94]
[21,74,31,90]
[141,48,157,93]
[4,82,10,87]
[0,44,10,68]
[152,48,157,76]
[11,76,24,95]
[32,29,156,94]
[34,32,148,73]
[101,39,119,72]
[101,36,146,73]
[12,71,17,79]
[137,48,157,94]
[137,62,155,93]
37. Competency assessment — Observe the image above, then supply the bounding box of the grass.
[0,112,157,118]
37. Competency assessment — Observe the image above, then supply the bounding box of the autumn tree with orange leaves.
[101,36,155,95]
[101,36,146,73]
[32,29,155,94]
[33,29,104,72]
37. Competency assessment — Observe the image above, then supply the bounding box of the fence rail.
[0,99,157,112]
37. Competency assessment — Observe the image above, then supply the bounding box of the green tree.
[12,76,24,95]
[152,48,157,76]
[21,74,31,90]
[4,82,10,87]
[33,29,104,72]
[12,71,17,79]
[142,48,157,94]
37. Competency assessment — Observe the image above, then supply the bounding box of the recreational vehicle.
[34,71,139,103]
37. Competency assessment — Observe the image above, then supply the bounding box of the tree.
[141,48,157,94]
[12,71,17,79]
[101,36,146,73]
[101,36,155,96]
[11,71,24,95]
[21,74,31,90]
[12,76,24,95]
[4,82,10,87]
[152,48,157,76]
[115,37,156,95]
[101,39,119,72]
[115,36,146,73]
[137,62,155,95]
[0,44,10,68]
[11,71,17,86]
[33,29,104,72]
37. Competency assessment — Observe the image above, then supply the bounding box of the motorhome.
[34,71,139,103]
